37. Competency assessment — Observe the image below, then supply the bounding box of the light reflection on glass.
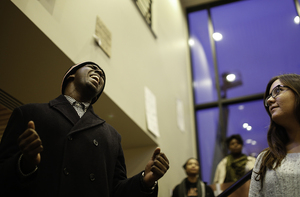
[243,123,249,128]
[226,74,236,82]
[212,32,223,41]
[294,16,300,24]
[188,38,195,46]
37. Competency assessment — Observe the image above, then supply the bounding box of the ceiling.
[180,0,221,9]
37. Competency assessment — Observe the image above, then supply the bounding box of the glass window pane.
[225,100,269,157]
[211,0,300,99]
[196,107,219,183]
[188,10,217,104]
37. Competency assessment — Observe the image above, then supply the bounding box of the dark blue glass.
[196,100,269,184]
[188,10,217,104]
[211,0,300,99]
[225,100,269,158]
[189,0,300,185]
[196,107,219,183]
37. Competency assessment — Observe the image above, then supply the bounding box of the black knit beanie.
[61,61,106,104]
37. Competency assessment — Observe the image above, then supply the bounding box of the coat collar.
[49,95,105,134]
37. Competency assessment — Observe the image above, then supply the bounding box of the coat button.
[93,139,98,147]
[90,173,96,181]
[68,136,73,141]
[63,168,69,175]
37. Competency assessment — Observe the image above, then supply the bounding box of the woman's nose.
[267,96,275,106]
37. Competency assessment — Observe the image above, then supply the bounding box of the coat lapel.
[69,108,105,135]
[49,95,105,135]
[50,95,80,125]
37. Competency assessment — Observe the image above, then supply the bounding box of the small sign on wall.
[176,99,185,132]
[144,86,160,137]
[94,16,112,57]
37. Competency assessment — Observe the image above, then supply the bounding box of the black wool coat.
[0,95,157,197]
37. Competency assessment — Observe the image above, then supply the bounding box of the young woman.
[249,74,300,196]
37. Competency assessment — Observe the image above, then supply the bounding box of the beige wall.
[3,0,198,196]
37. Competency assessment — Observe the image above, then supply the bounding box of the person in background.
[0,61,169,197]
[249,74,300,196]
[172,158,214,197]
[213,134,256,184]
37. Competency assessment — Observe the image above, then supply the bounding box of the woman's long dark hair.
[254,74,300,189]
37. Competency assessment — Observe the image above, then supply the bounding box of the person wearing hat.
[0,61,169,197]
[172,158,214,197]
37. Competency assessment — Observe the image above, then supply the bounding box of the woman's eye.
[276,88,281,94]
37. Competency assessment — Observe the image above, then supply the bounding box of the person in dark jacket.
[172,158,214,197]
[0,61,169,197]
